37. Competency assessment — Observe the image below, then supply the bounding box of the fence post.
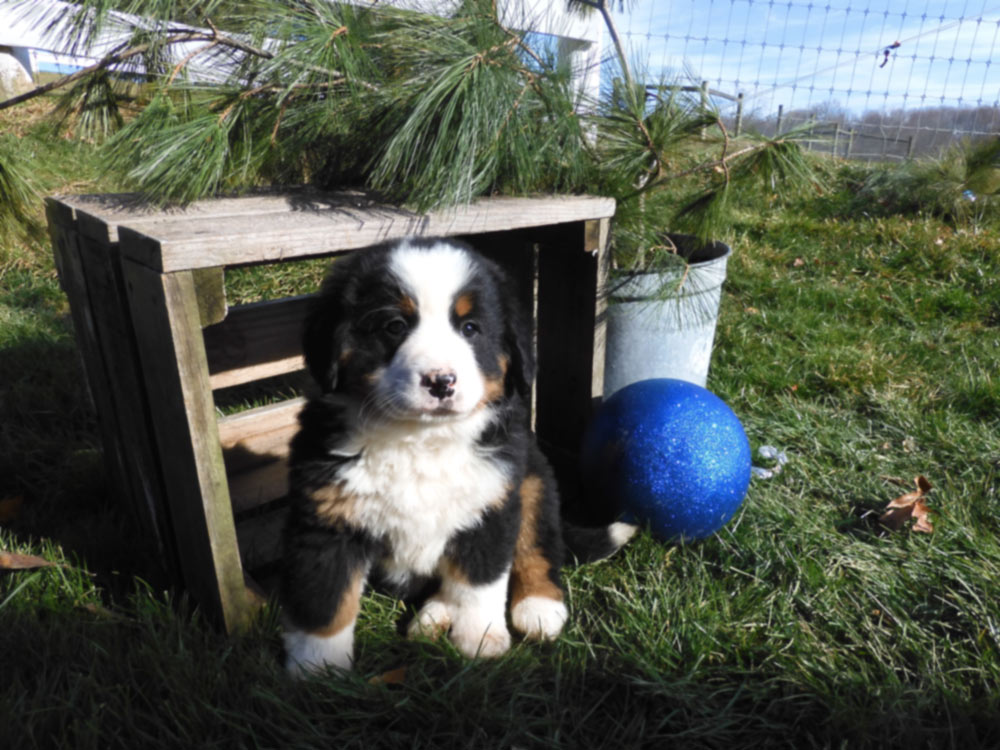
[848,128,855,158]
[776,104,784,135]
[735,92,744,137]
[833,126,840,157]
[700,80,708,139]
[906,134,916,158]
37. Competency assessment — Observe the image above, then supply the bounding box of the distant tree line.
[735,101,1000,161]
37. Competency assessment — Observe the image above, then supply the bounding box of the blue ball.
[581,378,751,541]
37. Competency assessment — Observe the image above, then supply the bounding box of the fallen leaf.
[369,666,408,686]
[0,551,58,571]
[879,475,934,533]
[0,496,23,523]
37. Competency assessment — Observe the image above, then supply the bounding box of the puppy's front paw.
[407,598,453,641]
[283,627,354,677]
[511,596,568,641]
[449,618,512,659]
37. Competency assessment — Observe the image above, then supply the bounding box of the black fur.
[281,238,632,669]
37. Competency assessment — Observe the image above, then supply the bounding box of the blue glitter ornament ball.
[581,378,751,541]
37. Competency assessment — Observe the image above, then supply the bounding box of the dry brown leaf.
[0,551,58,571]
[0,496,23,524]
[368,666,408,686]
[879,476,934,533]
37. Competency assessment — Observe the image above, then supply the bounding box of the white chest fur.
[337,409,510,582]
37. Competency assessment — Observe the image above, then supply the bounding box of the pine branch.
[0,28,271,112]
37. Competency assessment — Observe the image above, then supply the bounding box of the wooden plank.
[118,195,617,272]
[75,233,178,572]
[218,397,304,475]
[193,267,227,327]
[203,296,312,390]
[121,260,254,632]
[218,397,305,451]
[45,203,133,531]
[228,459,290,514]
[237,505,288,573]
[68,189,367,243]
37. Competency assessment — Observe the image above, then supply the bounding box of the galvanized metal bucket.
[603,234,731,396]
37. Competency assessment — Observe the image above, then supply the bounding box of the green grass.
[3,109,1000,747]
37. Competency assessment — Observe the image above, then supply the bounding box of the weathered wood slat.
[118,195,616,272]
[218,397,305,454]
[228,459,290,514]
[219,398,303,511]
[204,296,312,389]
[121,260,254,631]
[69,189,361,243]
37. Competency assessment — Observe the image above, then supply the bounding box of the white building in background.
[0,0,602,102]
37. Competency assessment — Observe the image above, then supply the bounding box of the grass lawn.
[2,106,1000,748]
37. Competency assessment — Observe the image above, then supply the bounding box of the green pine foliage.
[851,136,1000,226]
[4,0,821,259]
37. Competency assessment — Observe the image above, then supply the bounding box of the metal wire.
[617,0,1000,159]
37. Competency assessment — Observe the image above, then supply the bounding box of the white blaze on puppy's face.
[382,243,485,418]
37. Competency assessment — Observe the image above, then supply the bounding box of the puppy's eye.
[461,321,481,338]
[384,318,408,336]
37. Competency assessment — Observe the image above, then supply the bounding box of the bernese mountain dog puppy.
[281,238,635,676]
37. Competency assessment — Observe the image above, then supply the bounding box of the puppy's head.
[303,239,533,421]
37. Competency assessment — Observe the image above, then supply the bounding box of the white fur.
[381,242,485,416]
[409,566,512,658]
[609,522,639,548]
[511,596,569,641]
[339,409,511,585]
[284,623,355,677]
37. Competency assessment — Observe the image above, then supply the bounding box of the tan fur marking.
[399,295,417,316]
[311,483,360,526]
[309,567,364,637]
[479,355,509,406]
[454,293,474,318]
[439,557,470,586]
[511,475,563,607]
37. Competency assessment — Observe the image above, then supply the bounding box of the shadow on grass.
[1,598,999,749]
[0,304,167,596]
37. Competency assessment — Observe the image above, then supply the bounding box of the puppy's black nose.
[421,372,457,400]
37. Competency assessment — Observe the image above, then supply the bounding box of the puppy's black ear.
[501,278,535,400]
[302,301,346,393]
[302,263,355,394]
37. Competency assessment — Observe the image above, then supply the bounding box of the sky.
[608,0,1000,119]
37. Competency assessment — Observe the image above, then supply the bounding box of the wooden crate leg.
[535,218,610,523]
[75,235,177,575]
[121,259,255,632]
[46,205,133,530]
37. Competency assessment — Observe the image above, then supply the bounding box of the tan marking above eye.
[399,295,417,316]
[454,293,474,319]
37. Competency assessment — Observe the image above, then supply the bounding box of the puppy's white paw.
[407,598,453,641]
[449,618,512,659]
[283,626,354,678]
[511,596,568,641]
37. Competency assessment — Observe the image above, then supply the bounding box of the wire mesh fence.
[615,0,1000,160]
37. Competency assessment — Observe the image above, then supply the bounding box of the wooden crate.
[46,190,614,632]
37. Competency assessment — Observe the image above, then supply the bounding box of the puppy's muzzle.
[421,371,457,400]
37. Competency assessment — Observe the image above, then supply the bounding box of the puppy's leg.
[408,501,518,659]
[409,560,512,658]
[281,523,373,677]
[510,472,568,641]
